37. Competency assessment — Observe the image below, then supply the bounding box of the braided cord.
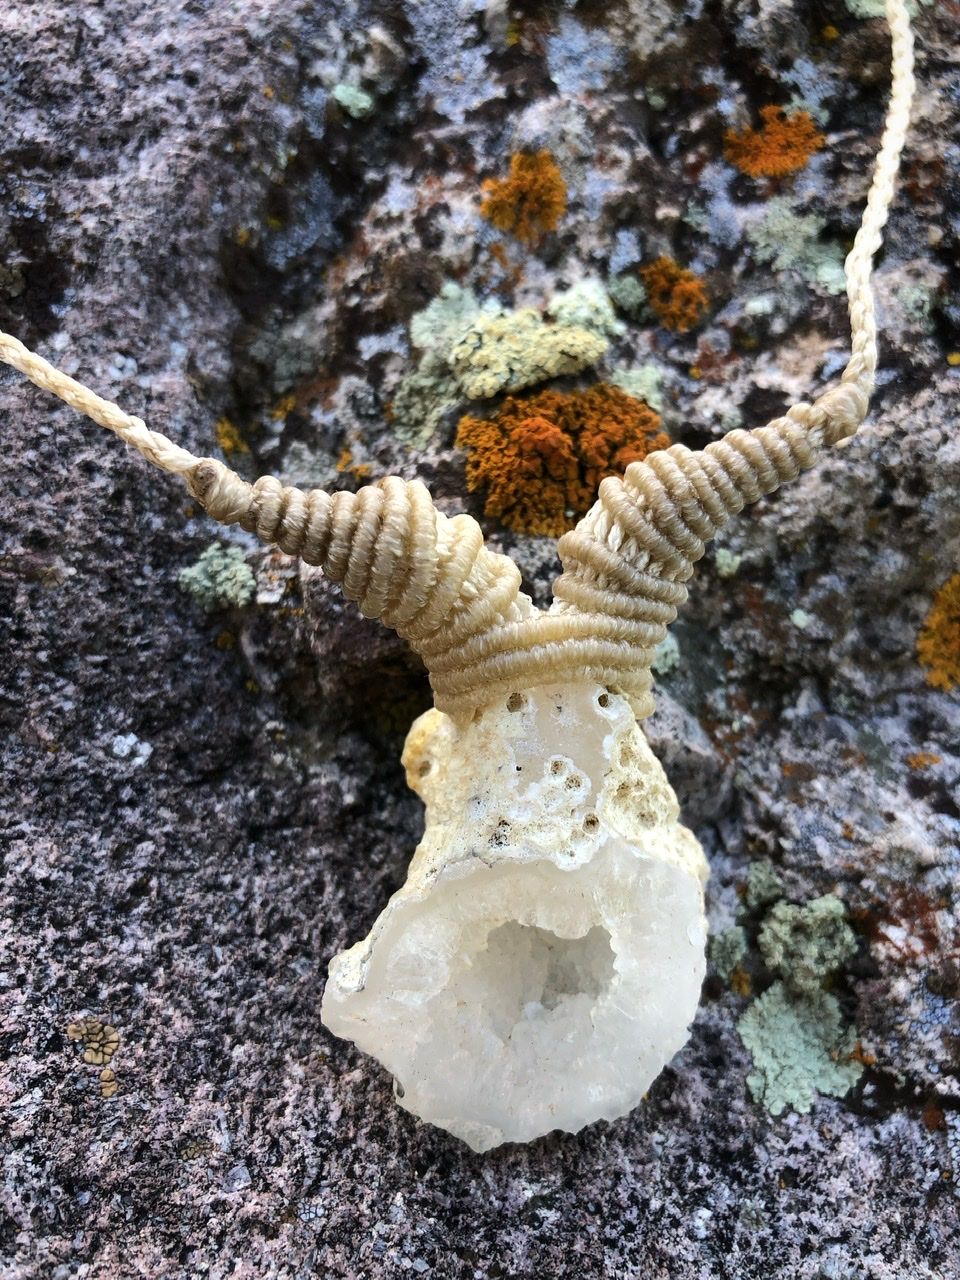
[0,331,199,476]
[181,462,535,709]
[0,0,914,718]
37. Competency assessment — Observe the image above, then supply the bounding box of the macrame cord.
[0,0,915,718]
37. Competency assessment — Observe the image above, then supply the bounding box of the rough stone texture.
[1,2,958,1277]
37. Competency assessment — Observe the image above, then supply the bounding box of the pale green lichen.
[547,279,624,339]
[715,547,742,578]
[178,544,256,611]
[759,894,858,995]
[608,273,648,320]
[738,983,863,1115]
[395,285,498,444]
[747,197,846,295]
[710,926,748,981]
[609,363,664,412]
[899,282,937,330]
[448,308,607,400]
[410,283,493,354]
[682,203,708,235]
[652,632,680,675]
[331,83,375,119]
[718,405,743,433]
[391,354,462,446]
[745,860,784,912]
[399,283,612,435]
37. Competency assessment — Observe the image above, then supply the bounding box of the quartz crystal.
[321,683,708,1152]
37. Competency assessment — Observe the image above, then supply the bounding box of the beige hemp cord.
[0,0,914,718]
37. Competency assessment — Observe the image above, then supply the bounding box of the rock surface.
[1,1,958,1277]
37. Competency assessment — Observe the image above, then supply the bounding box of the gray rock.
[644,690,733,826]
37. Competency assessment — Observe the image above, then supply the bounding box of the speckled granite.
[1,2,958,1276]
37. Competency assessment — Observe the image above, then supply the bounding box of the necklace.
[0,0,915,1151]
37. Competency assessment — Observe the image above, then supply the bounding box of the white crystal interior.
[321,683,708,1153]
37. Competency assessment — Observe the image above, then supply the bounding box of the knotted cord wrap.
[186,457,536,709]
[544,0,915,716]
[0,0,914,719]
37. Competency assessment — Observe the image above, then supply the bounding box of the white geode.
[321,683,708,1152]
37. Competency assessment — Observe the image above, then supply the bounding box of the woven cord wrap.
[0,0,913,718]
[186,459,534,708]
[541,0,916,717]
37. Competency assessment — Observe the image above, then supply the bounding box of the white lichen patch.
[321,683,708,1152]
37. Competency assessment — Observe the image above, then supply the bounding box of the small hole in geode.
[393,1079,405,1099]
[490,819,511,847]
[583,813,599,834]
[597,692,610,708]
[418,761,431,777]
[506,692,526,713]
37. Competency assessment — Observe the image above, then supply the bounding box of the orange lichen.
[271,393,297,422]
[215,416,249,457]
[336,448,373,482]
[724,106,825,179]
[480,150,567,247]
[456,384,669,536]
[730,967,752,998]
[640,257,709,333]
[905,751,942,770]
[850,1042,877,1068]
[917,573,960,691]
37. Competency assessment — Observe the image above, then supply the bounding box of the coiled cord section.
[434,395,841,718]
[185,458,534,707]
[549,408,826,715]
[0,0,914,720]
[178,400,835,719]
